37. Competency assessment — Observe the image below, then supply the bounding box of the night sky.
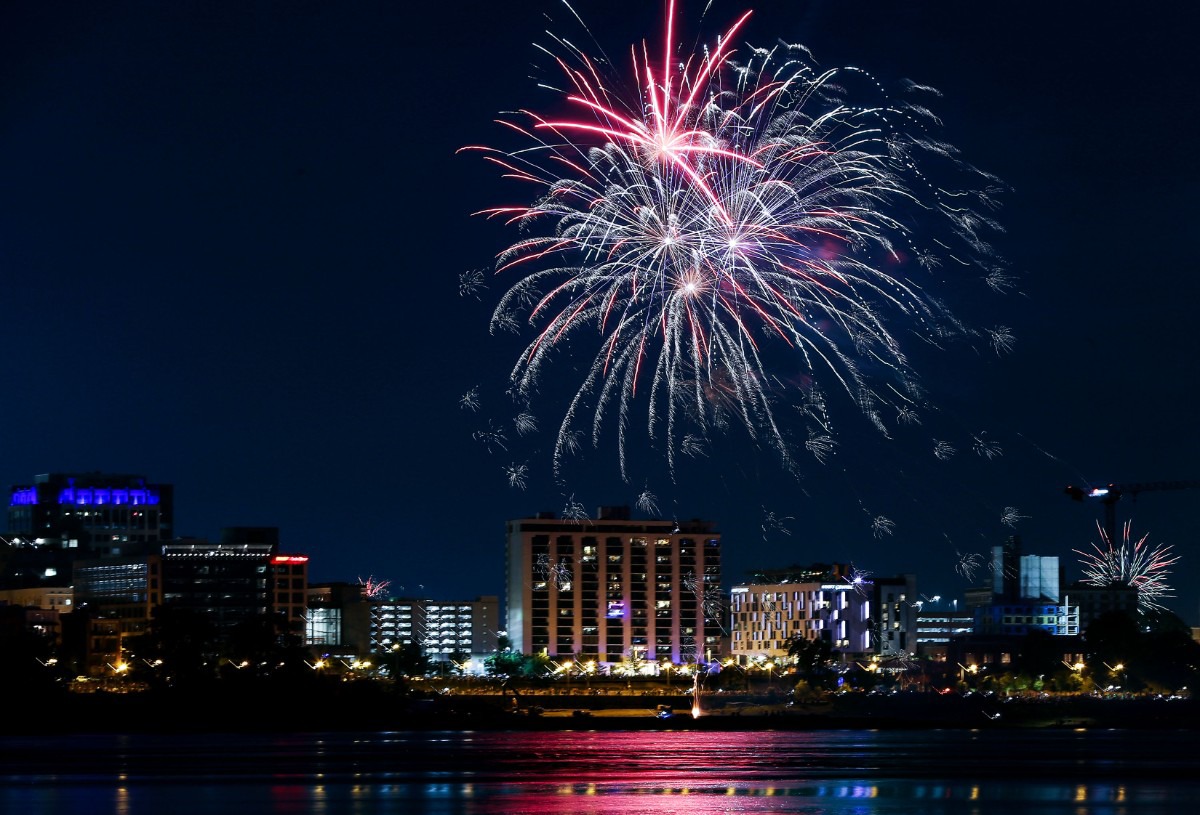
[4,1,1199,622]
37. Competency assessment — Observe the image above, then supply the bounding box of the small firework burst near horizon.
[461,0,1009,486]
[1074,521,1179,612]
[358,575,391,599]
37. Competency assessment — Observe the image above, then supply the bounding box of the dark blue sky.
[4,1,1199,621]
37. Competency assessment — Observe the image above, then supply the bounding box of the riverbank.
[13,687,1200,735]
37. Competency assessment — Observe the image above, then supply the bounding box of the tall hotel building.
[506,506,722,666]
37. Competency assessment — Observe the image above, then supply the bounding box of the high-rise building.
[8,472,174,552]
[990,535,1062,603]
[506,506,722,666]
[160,529,279,645]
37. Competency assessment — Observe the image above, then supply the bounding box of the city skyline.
[3,1,1198,622]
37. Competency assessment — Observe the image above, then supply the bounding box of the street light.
[1103,662,1126,691]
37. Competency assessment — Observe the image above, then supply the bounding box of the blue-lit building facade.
[8,472,173,554]
[945,536,1084,673]
[976,537,1078,637]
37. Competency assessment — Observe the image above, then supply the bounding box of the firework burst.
[955,550,982,582]
[1074,521,1179,612]
[635,484,660,515]
[843,564,874,596]
[358,575,391,599]
[463,0,1007,481]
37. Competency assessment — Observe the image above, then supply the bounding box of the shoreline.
[13,689,1200,735]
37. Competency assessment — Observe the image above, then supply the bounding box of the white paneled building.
[729,580,874,665]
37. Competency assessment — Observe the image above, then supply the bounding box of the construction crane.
[1064,480,1200,547]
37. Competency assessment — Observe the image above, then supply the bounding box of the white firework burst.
[871,515,895,538]
[933,440,956,460]
[473,421,508,454]
[635,486,660,516]
[972,432,1002,459]
[955,550,982,582]
[513,412,539,436]
[988,325,1015,355]
[561,494,590,524]
[1000,506,1029,528]
[459,268,487,299]
[459,386,481,412]
[507,463,529,490]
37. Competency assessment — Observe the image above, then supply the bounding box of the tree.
[485,649,525,677]
[1084,608,1200,694]
[1140,610,1200,693]
[142,605,219,687]
[1015,628,1065,680]
[381,642,429,678]
[787,635,838,685]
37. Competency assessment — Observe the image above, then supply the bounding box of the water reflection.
[1,730,1197,815]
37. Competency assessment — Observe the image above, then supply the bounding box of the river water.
[2,728,1196,814]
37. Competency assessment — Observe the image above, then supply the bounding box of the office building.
[1066,582,1140,631]
[370,595,500,666]
[872,574,918,658]
[160,529,278,645]
[729,575,873,665]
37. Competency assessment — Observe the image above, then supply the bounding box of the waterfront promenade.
[16,684,1200,734]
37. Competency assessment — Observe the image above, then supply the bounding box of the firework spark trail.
[463,0,1008,482]
[682,569,728,638]
[1074,521,1179,611]
[760,506,794,540]
[535,553,574,590]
